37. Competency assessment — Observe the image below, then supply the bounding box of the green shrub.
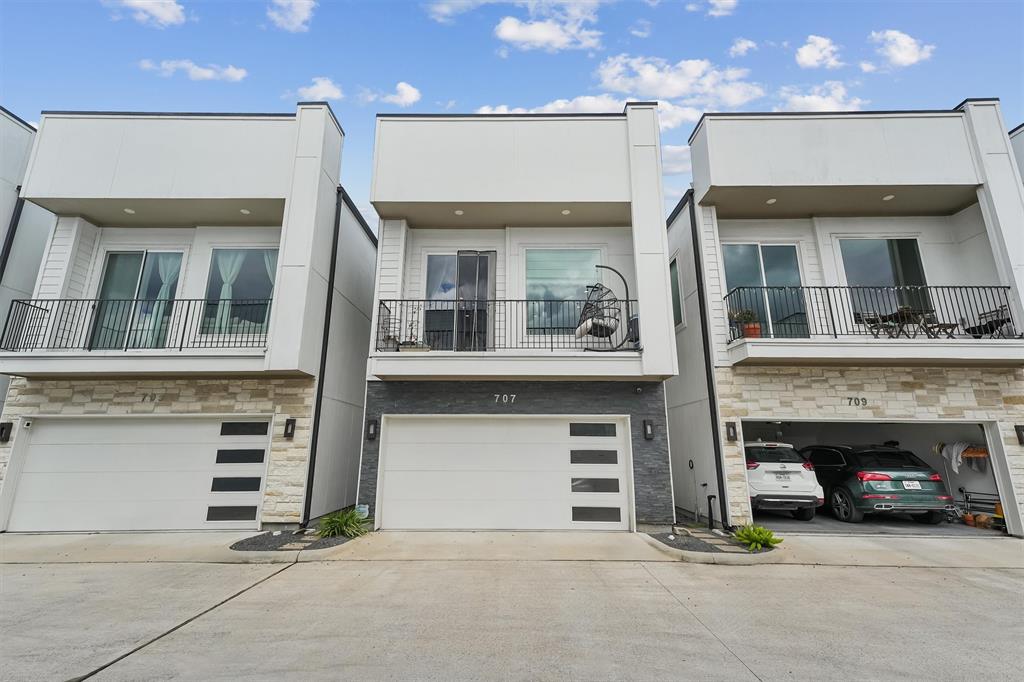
[317,509,370,539]
[733,524,783,552]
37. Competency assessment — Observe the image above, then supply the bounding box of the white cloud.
[494,16,600,51]
[684,2,700,11]
[296,76,342,100]
[729,37,756,57]
[105,0,185,28]
[869,29,935,67]
[662,144,691,175]
[476,95,698,130]
[362,82,422,107]
[795,35,843,69]
[597,53,764,107]
[777,81,867,112]
[427,1,605,51]
[139,59,247,82]
[630,19,652,38]
[859,61,877,73]
[267,0,316,32]
[707,0,737,17]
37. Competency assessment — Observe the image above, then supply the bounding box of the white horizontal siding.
[402,229,507,299]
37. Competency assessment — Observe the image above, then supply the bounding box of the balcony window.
[202,248,277,336]
[525,248,600,334]
[91,251,183,350]
[839,238,928,318]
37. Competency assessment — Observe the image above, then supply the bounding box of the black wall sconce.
[283,418,296,440]
[725,421,738,442]
[643,419,655,440]
[0,422,11,443]
[1016,425,1024,446]
[366,419,379,441]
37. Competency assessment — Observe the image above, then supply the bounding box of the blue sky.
[2,0,1022,224]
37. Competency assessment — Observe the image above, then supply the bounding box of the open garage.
[741,419,1021,537]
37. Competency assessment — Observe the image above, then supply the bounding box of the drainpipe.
[685,190,733,531]
[300,185,344,527]
[0,190,25,283]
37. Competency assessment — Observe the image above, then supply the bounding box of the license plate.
[774,473,790,481]
[903,481,922,490]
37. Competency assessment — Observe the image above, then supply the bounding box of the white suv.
[745,442,824,521]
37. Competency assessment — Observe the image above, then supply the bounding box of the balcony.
[369,298,645,380]
[722,286,1024,366]
[0,298,272,375]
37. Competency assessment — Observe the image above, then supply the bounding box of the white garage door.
[2,416,271,532]
[378,416,631,530]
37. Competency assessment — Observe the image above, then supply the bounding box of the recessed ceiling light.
[454,209,464,216]
[765,198,777,205]
[123,208,136,215]
[561,209,571,215]
[239,208,251,215]
[882,194,895,201]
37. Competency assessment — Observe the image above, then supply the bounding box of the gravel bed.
[230,531,352,552]
[648,532,723,553]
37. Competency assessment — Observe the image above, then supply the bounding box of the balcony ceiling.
[372,201,632,228]
[26,197,285,227]
[703,184,979,219]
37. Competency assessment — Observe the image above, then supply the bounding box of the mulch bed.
[230,531,353,552]
[648,532,723,553]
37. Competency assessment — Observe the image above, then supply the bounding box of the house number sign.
[847,397,869,407]
[494,393,517,404]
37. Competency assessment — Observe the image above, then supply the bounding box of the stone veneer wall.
[0,377,317,524]
[359,380,675,524]
[714,366,1024,527]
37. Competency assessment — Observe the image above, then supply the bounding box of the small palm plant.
[317,508,371,539]
[733,524,783,552]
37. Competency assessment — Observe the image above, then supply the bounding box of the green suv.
[799,445,954,524]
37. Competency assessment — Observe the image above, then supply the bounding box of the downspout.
[686,190,733,531]
[300,185,344,527]
[0,190,25,283]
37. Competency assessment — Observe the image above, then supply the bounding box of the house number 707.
[494,394,517,404]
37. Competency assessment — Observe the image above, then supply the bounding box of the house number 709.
[494,394,517,404]
[847,397,868,407]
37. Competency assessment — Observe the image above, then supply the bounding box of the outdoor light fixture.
[882,194,895,201]
[765,198,777,205]
[123,208,136,215]
[284,418,296,439]
[0,422,11,443]
[1016,425,1024,445]
[239,208,251,215]
[366,419,379,441]
[561,209,571,215]
[725,421,738,441]
[454,209,464,216]
[643,420,655,440]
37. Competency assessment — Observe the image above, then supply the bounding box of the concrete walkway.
[2,529,1022,568]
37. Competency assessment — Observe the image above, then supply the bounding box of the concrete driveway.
[2,557,1022,680]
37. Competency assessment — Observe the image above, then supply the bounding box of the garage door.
[3,416,271,532]
[378,416,631,530]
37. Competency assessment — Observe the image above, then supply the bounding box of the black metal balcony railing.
[724,285,1019,341]
[375,299,641,352]
[0,298,273,351]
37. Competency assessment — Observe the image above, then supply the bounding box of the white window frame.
[720,241,806,339]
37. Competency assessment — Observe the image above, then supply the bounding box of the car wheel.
[792,506,815,521]
[830,488,863,523]
[912,510,945,525]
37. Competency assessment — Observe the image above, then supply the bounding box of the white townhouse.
[666,98,1024,536]
[0,103,377,533]
[359,103,679,531]
[0,107,56,412]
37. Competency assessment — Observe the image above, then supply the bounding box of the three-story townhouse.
[359,102,679,531]
[667,98,1024,537]
[0,103,378,533]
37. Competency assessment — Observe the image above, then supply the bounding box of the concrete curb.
[638,533,785,565]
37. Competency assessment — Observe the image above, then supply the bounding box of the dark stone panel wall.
[358,380,674,524]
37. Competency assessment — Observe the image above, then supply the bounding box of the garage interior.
[742,420,1011,536]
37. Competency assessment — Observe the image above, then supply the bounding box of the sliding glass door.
[90,251,182,350]
[722,243,807,338]
[423,250,495,351]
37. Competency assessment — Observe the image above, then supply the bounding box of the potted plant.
[730,309,762,338]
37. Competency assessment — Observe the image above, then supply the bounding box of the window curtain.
[214,250,246,333]
[142,253,181,347]
[262,249,278,325]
